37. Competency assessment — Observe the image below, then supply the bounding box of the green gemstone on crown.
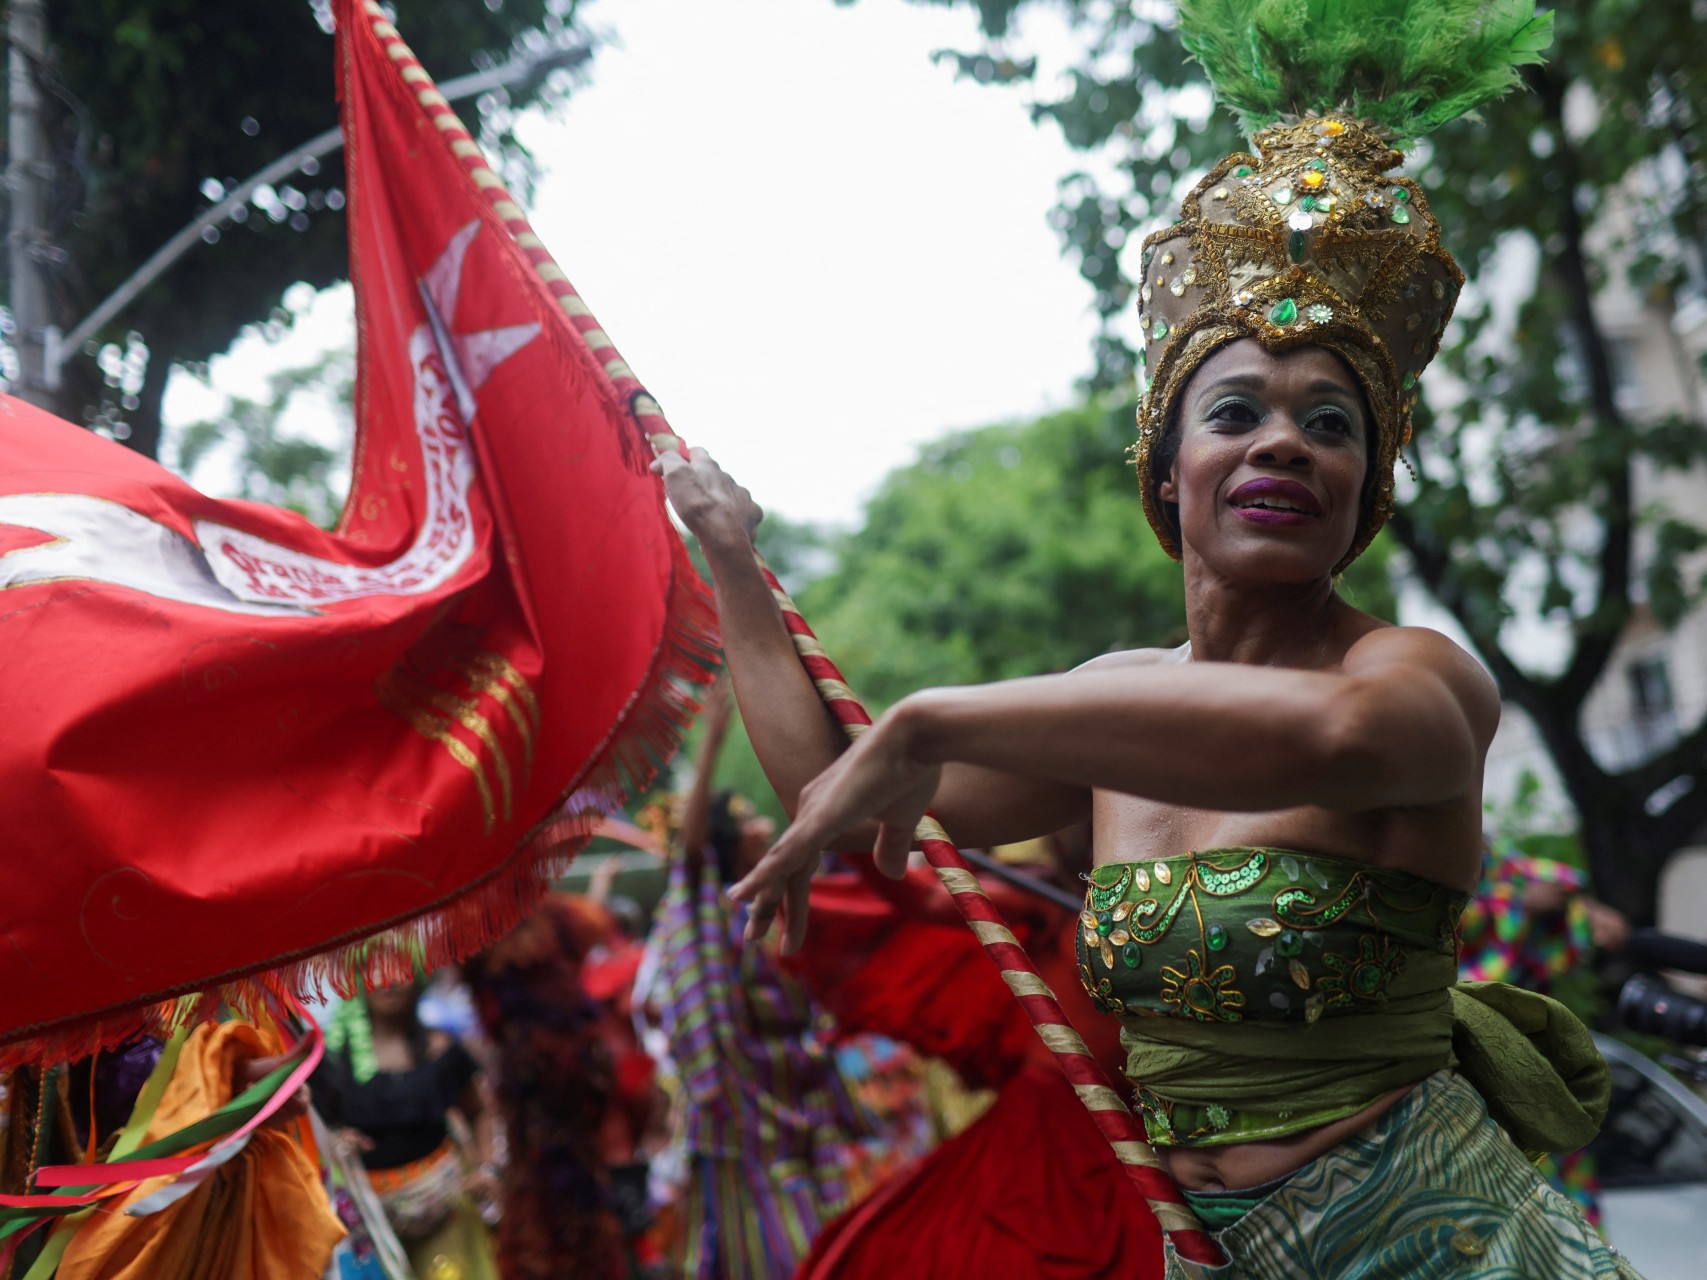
[1152,319,1170,340]
[1267,298,1298,326]
[1403,370,1418,390]
[1299,195,1317,213]
[1122,942,1142,969]
[1287,230,1308,263]
[1305,158,1327,171]
[1207,923,1229,952]
[1233,164,1252,178]
[1273,186,1294,206]
[1392,186,1410,202]
[1391,206,1413,225]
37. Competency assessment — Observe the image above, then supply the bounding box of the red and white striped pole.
[357,1,1223,1266]
[735,554,1226,1269]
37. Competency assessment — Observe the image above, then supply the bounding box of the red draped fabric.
[800,1067,1160,1279]
[0,0,714,1066]
[787,869,1062,1089]
[785,868,1163,1279]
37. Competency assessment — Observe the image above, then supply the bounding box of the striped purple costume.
[654,853,872,1278]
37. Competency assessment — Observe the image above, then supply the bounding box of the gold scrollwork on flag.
[375,647,537,832]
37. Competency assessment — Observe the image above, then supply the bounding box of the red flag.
[0,0,715,1065]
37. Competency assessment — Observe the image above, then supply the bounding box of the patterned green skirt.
[1164,1072,1642,1280]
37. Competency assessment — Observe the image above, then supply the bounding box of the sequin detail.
[1160,948,1245,1022]
[1076,848,1462,1032]
[1086,864,1132,911]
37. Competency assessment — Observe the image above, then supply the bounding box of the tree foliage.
[171,340,354,529]
[853,0,1707,920]
[14,0,588,457]
[795,400,1187,706]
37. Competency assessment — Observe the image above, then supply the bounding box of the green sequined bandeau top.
[1077,847,1469,1147]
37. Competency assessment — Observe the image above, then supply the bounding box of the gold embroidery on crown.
[1130,116,1464,575]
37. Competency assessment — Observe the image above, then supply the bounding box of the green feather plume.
[1176,0,1553,144]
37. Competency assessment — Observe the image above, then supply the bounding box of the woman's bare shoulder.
[1344,625,1501,733]
[1344,623,1485,673]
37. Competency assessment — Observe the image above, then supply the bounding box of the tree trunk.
[1389,66,1697,921]
[7,0,59,413]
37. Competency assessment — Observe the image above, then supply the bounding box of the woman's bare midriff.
[1156,1084,1414,1192]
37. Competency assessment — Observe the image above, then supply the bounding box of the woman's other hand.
[729,704,941,954]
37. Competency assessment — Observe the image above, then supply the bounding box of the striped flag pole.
[355,2,1223,1267]
[732,555,1226,1269]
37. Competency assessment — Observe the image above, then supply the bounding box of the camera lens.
[1617,973,1707,1047]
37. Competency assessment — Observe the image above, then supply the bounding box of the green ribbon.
[0,1047,301,1234]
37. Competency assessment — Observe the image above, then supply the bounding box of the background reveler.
[640,682,876,1280]
[462,894,636,1280]
[1,1018,341,1280]
[311,980,499,1280]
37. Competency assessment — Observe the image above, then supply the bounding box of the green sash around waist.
[1119,978,1607,1153]
[1078,849,1609,1152]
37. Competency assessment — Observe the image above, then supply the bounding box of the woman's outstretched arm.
[896,626,1497,814]
[734,624,1498,949]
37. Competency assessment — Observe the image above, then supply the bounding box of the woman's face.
[366,979,420,1020]
[1159,339,1369,582]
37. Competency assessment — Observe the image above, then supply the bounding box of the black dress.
[310,1037,478,1170]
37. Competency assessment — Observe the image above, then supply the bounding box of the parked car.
[1592,1033,1707,1279]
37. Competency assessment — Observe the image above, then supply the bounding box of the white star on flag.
[419,220,542,426]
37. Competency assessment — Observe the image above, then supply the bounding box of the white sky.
[165,0,1110,526]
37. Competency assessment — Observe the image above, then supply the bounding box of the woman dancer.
[657,5,1636,1274]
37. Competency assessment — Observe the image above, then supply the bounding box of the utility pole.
[6,0,57,412]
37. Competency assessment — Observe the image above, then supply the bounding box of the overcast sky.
[165,0,1111,526]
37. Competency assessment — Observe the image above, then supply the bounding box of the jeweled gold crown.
[1132,0,1554,574]
[1132,115,1462,572]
